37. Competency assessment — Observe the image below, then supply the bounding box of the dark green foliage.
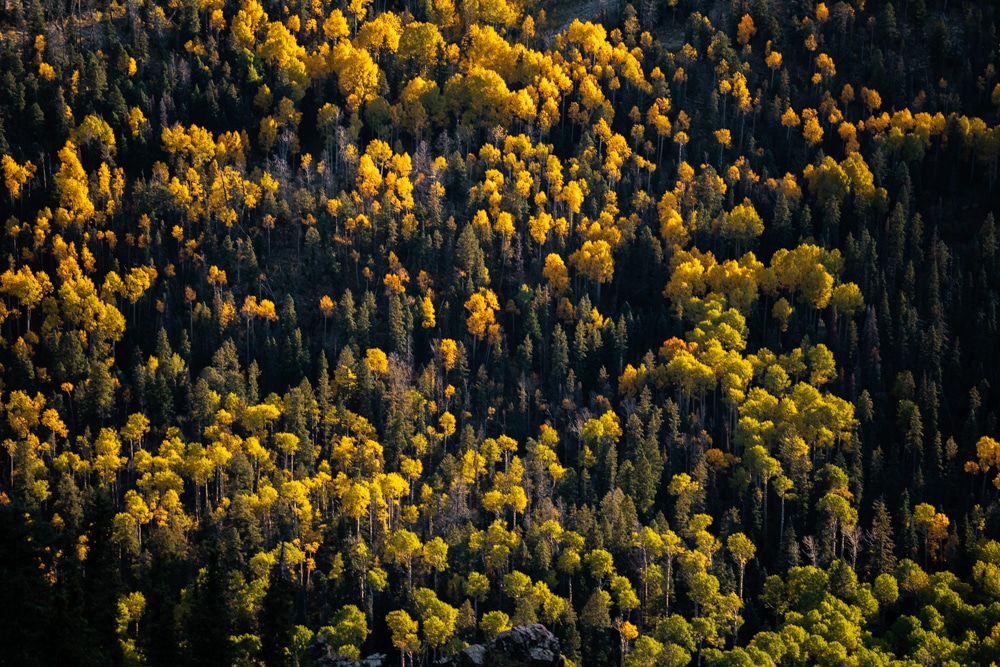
[0,505,53,666]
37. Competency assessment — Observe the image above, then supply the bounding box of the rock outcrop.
[435,624,563,667]
[307,637,384,667]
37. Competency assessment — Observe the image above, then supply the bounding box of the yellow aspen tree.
[714,128,732,165]
[972,436,1000,493]
[803,115,824,150]
[54,140,96,228]
[861,87,882,114]
[765,45,782,87]
[543,253,570,296]
[658,190,689,248]
[0,265,53,332]
[815,53,836,82]
[465,288,501,344]
[320,295,334,337]
[558,179,585,233]
[781,106,801,141]
[438,338,459,372]
[570,239,615,289]
[736,14,756,52]
[365,347,389,375]
[2,155,37,204]
[420,296,436,329]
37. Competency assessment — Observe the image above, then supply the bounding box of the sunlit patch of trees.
[1,0,1000,665]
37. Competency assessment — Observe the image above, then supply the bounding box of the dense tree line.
[2,0,1000,665]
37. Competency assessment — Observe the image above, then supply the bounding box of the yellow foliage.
[366,348,390,375]
[465,288,501,342]
[543,253,570,295]
[569,239,614,284]
[54,140,95,227]
[765,50,782,71]
[38,62,56,80]
[439,339,458,371]
[420,296,436,328]
[803,116,824,147]
[320,295,335,318]
[736,14,755,48]
[2,155,37,200]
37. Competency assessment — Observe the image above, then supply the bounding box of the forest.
[1,0,1000,664]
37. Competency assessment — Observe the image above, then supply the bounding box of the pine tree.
[898,491,917,562]
[260,557,297,666]
[866,499,897,576]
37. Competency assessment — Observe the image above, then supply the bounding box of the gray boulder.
[436,624,563,667]
[307,636,385,667]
